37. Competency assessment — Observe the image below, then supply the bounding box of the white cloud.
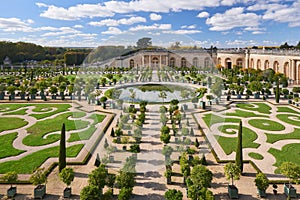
[150,13,162,21]
[74,25,84,28]
[252,31,265,34]
[206,7,261,31]
[181,24,197,29]
[129,24,172,31]
[38,3,114,20]
[36,0,221,21]
[102,27,123,35]
[41,27,80,37]
[163,29,201,34]
[197,11,210,18]
[226,39,258,46]
[0,17,35,32]
[89,16,146,27]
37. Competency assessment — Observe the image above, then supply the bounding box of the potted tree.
[255,172,269,197]
[2,171,18,198]
[59,167,74,198]
[30,168,47,199]
[224,162,241,199]
[279,162,300,198]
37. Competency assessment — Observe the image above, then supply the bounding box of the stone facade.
[104,48,300,84]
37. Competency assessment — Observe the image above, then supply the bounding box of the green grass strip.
[0,132,26,159]
[0,144,83,174]
[236,102,271,114]
[226,109,267,118]
[216,126,260,155]
[248,152,264,160]
[266,128,300,144]
[268,143,300,173]
[248,119,285,131]
[68,113,106,142]
[23,112,89,146]
[3,108,28,115]
[277,106,300,114]
[277,114,300,126]
[202,113,240,127]
[0,117,28,132]
[29,104,71,119]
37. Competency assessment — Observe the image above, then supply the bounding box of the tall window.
[257,59,261,70]
[193,57,199,67]
[204,57,210,68]
[236,58,243,67]
[264,60,269,70]
[130,59,134,68]
[181,58,187,68]
[273,61,279,72]
[170,57,175,67]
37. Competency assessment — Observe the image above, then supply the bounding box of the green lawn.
[68,113,106,142]
[266,128,300,143]
[3,109,28,115]
[29,104,71,119]
[277,114,300,126]
[0,132,26,159]
[248,119,285,131]
[0,144,83,174]
[226,109,267,118]
[0,117,28,132]
[202,113,240,127]
[248,152,264,160]
[269,143,300,172]
[0,104,26,112]
[216,126,260,155]
[236,102,271,114]
[218,124,239,134]
[23,112,89,146]
[277,107,300,114]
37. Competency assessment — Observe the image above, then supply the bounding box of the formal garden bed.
[0,103,109,176]
[198,101,300,177]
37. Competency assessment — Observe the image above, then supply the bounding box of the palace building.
[102,48,300,85]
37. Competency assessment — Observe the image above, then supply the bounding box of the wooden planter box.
[63,187,72,198]
[228,185,239,199]
[284,183,297,198]
[34,185,46,199]
[7,186,17,198]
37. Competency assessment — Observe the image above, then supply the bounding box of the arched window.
[236,58,243,67]
[152,57,159,68]
[250,58,254,68]
[217,58,221,65]
[193,57,199,67]
[204,57,210,68]
[284,62,289,77]
[264,60,269,70]
[273,61,279,72]
[170,57,175,67]
[257,59,261,70]
[130,59,134,68]
[225,58,232,69]
[181,57,187,68]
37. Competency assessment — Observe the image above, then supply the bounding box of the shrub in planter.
[30,168,47,199]
[2,171,18,198]
[224,163,241,199]
[59,167,74,198]
[255,172,269,197]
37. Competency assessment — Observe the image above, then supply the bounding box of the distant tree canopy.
[280,41,300,49]
[0,41,92,64]
[64,52,89,65]
[136,37,152,49]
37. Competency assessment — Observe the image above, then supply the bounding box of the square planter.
[63,187,72,198]
[284,183,297,198]
[228,185,239,199]
[34,184,46,199]
[257,188,267,198]
[7,186,17,198]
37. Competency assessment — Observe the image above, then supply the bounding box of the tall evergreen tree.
[235,120,243,173]
[276,78,280,103]
[59,123,66,172]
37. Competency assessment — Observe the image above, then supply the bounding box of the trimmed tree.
[80,185,101,200]
[276,78,280,103]
[165,189,183,200]
[235,120,243,173]
[59,123,66,172]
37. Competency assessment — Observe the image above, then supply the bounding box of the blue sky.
[0,0,299,48]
